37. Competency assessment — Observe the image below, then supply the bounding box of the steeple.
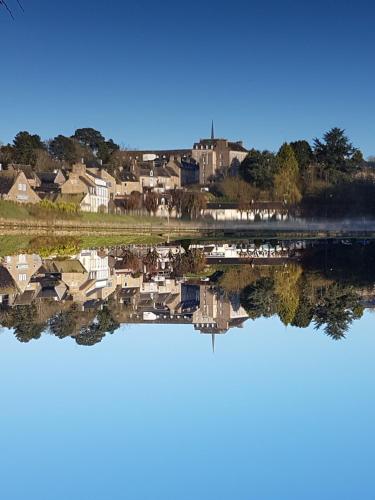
[211,120,215,140]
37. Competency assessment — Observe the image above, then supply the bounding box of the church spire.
[211,120,215,140]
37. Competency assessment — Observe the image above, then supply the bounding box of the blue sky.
[1,0,374,156]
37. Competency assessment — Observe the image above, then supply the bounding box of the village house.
[88,167,142,197]
[0,169,41,204]
[36,169,66,196]
[139,164,180,192]
[114,170,142,196]
[7,164,41,189]
[60,162,109,212]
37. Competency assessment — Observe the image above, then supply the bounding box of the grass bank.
[0,233,167,257]
[0,200,163,226]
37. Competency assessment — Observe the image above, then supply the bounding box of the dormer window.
[150,171,154,177]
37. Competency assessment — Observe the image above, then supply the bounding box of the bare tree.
[1,0,23,19]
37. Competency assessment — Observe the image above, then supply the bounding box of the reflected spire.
[211,333,215,354]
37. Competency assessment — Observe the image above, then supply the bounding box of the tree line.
[216,128,373,214]
[0,127,120,171]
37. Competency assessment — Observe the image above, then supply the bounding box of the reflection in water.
[0,240,374,346]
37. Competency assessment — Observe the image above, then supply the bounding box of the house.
[61,163,109,212]
[0,170,41,204]
[36,170,66,195]
[87,167,117,199]
[114,170,142,196]
[2,253,43,294]
[7,164,41,189]
[139,165,180,192]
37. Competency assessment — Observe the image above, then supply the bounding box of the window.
[18,183,26,191]
[18,274,27,282]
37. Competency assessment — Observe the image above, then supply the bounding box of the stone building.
[0,170,41,204]
[60,163,109,212]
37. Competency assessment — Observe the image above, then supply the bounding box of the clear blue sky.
[1,0,374,156]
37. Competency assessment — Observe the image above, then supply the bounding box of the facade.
[0,170,41,204]
[2,253,43,294]
[61,163,109,212]
[114,171,142,196]
[139,165,180,192]
[192,138,248,184]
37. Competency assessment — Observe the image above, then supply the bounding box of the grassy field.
[0,201,32,220]
[0,235,33,256]
[0,233,167,257]
[0,200,164,226]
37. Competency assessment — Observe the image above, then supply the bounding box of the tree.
[314,284,363,340]
[74,307,120,346]
[49,135,78,163]
[180,191,206,219]
[72,128,105,152]
[313,128,363,181]
[217,177,259,203]
[144,191,159,215]
[290,140,313,171]
[273,264,302,325]
[240,278,278,319]
[240,149,278,190]
[3,305,45,343]
[273,143,302,204]
[97,139,120,163]
[13,131,46,166]
[0,144,15,165]
[49,304,82,339]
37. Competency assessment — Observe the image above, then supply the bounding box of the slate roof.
[116,170,138,182]
[0,171,18,194]
[0,266,18,294]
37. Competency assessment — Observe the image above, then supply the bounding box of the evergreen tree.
[13,131,46,166]
[273,143,301,204]
[313,128,363,181]
[240,149,278,190]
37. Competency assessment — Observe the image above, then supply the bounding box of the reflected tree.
[314,284,363,340]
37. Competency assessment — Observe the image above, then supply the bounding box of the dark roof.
[37,172,57,183]
[193,139,248,153]
[0,171,18,194]
[0,266,17,294]
[116,170,138,182]
[8,164,39,181]
[228,141,248,153]
[139,166,178,178]
[36,183,61,194]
